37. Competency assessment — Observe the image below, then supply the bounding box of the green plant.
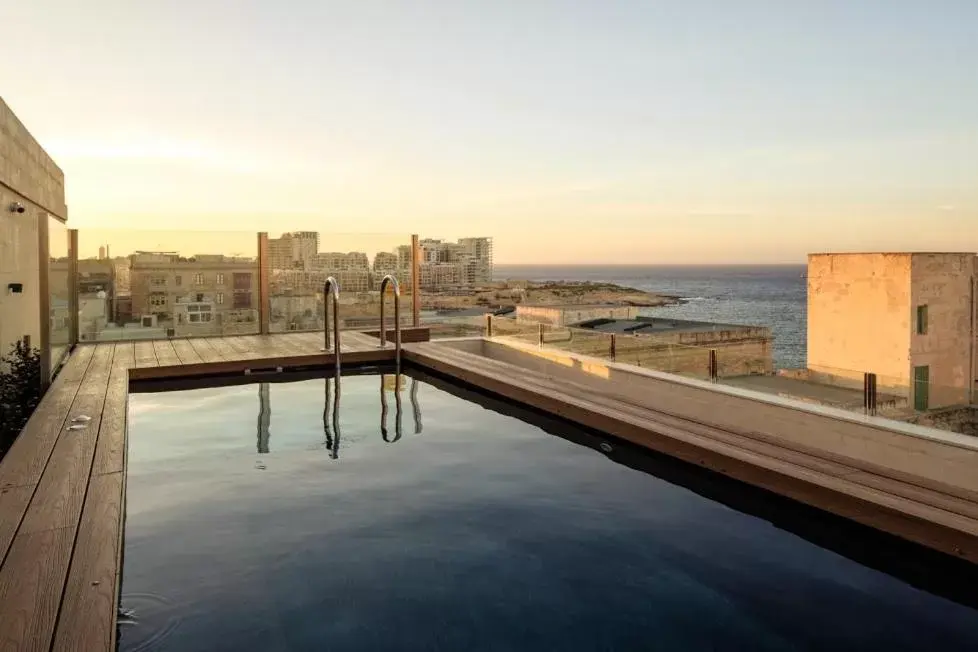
[0,340,42,459]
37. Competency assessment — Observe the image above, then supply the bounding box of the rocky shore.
[420,280,678,311]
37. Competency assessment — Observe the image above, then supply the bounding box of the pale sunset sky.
[3,1,976,263]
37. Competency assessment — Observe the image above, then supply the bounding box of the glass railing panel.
[263,232,414,333]
[48,217,70,373]
[77,228,260,341]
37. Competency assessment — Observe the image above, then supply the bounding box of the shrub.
[0,340,42,460]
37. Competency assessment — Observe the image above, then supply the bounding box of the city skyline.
[4,2,977,263]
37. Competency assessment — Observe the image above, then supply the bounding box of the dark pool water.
[122,370,978,651]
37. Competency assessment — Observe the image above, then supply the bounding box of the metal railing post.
[257,232,270,335]
[68,229,79,347]
[708,349,719,383]
[538,323,544,346]
[864,372,878,416]
[610,333,616,361]
[486,314,493,337]
[411,234,421,328]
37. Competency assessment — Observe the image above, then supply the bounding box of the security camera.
[9,202,25,214]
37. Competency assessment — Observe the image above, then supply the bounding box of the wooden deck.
[403,342,978,563]
[0,331,391,652]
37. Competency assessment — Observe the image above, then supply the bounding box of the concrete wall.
[0,97,67,361]
[438,338,978,494]
[807,253,912,384]
[515,305,636,327]
[910,253,976,408]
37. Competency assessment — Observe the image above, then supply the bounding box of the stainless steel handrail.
[379,274,401,364]
[322,276,341,377]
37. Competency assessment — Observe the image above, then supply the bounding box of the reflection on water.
[122,372,978,652]
[248,372,423,460]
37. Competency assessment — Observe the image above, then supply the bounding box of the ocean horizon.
[494,264,807,369]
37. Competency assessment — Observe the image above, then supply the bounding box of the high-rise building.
[267,231,320,270]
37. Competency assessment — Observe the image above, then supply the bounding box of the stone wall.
[0,97,67,219]
[910,253,976,408]
[0,97,67,359]
[515,304,636,327]
[807,253,912,384]
[908,406,978,438]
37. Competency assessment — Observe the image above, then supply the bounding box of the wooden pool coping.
[2,332,978,650]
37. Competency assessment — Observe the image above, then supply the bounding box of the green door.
[913,366,929,411]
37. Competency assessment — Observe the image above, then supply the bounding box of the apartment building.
[373,252,399,278]
[268,231,319,270]
[0,97,69,381]
[808,252,978,410]
[130,253,259,336]
[417,236,493,289]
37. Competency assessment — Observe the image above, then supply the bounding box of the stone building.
[129,253,259,336]
[807,252,978,410]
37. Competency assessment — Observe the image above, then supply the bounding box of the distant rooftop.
[575,316,758,335]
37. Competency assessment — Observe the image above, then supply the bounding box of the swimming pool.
[122,368,978,651]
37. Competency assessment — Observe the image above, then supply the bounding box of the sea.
[494,265,807,370]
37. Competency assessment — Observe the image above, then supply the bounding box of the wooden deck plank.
[17,345,113,535]
[222,336,261,357]
[133,341,158,368]
[152,340,181,367]
[0,486,33,566]
[170,339,204,365]
[0,345,95,490]
[92,344,134,477]
[205,336,243,361]
[266,333,313,356]
[188,337,226,363]
[51,472,123,652]
[0,527,74,651]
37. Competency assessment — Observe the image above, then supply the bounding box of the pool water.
[122,370,978,651]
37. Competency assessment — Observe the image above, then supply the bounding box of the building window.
[150,275,166,287]
[217,273,225,285]
[175,275,182,286]
[187,304,213,323]
[149,293,166,307]
[194,273,205,285]
[916,305,928,335]
[233,272,252,290]
[233,292,252,309]
[217,292,225,305]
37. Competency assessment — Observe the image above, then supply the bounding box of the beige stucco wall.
[0,97,67,359]
[910,253,976,408]
[807,253,912,384]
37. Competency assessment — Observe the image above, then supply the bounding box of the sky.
[3,1,977,263]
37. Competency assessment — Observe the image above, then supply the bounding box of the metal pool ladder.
[321,276,341,377]
[379,274,402,364]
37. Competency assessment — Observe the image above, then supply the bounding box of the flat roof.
[575,316,761,334]
[808,252,977,256]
